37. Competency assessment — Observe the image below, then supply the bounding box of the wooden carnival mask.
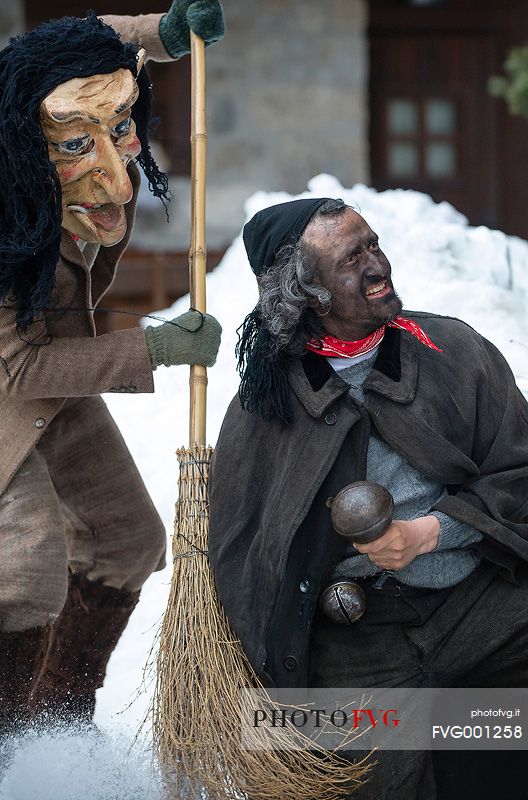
[40,49,146,246]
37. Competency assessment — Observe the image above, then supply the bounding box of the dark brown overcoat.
[208,314,528,686]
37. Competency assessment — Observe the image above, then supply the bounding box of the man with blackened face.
[302,207,403,342]
[208,198,528,799]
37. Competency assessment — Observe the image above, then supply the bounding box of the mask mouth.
[67,202,104,215]
[67,204,90,215]
[67,202,127,237]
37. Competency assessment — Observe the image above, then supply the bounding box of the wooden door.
[370,31,499,229]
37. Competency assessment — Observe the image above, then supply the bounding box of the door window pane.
[425,99,455,135]
[425,142,456,177]
[388,99,418,135]
[388,142,419,177]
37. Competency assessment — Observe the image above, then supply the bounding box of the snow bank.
[2,176,527,798]
[0,725,161,800]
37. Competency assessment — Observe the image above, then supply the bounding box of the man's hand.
[354,515,440,571]
[159,0,225,59]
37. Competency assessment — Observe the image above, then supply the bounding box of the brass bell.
[328,480,394,545]
[319,580,366,625]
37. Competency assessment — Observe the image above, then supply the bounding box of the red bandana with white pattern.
[305,316,442,358]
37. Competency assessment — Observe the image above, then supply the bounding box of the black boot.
[0,626,52,735]
[30,572,140,725]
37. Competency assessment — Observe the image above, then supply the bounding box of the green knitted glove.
[159,0,225,58]
[145,310,221,369]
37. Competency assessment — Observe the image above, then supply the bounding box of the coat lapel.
[289,327,419,417]
[363,326,418,404]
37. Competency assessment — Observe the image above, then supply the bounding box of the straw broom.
[152,30,372,800]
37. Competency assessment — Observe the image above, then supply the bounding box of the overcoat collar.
[288,326,419,418]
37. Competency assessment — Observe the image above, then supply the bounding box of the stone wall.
[133,0,369,250]
[0,0,24,48]
[208,0,368,185]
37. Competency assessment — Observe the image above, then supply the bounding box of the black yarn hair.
[0,12,170,332]
[236,305,327,426]
[236,307,294,426]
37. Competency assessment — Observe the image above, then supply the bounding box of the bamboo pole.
[153,30,372,800]
[188,31,207,447]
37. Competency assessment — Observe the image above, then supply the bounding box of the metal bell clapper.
[319,580,367,624]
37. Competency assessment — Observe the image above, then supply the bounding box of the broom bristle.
[153,445,372,799]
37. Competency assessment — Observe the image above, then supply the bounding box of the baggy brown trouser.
[0,396,166,633]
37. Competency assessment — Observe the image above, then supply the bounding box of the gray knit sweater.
[331,353,482,588]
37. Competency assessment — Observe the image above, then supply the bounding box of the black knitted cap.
[243,198,330,275]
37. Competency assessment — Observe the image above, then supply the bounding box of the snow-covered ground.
[1,174,527,799]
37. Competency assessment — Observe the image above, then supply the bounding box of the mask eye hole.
[53,135,94,156]
[112,117,132,139]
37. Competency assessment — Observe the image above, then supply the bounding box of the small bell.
[319,580,366,625]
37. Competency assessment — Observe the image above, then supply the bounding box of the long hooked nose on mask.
[90,138,135,206]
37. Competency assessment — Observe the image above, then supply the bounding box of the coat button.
[324,411,337,425]
[284,656,298,671]
[35,418,45,429]
[299,579,310,594]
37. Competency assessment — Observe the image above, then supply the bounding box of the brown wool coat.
[0,14,173,495]
[208,314,528,686]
